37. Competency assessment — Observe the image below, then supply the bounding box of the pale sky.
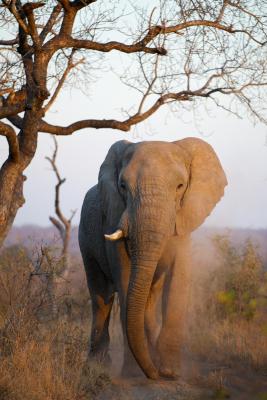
[1,27,267,229]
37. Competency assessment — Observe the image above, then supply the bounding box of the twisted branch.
[0,121,19,162]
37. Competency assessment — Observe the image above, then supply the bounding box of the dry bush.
[209,236,266,321]
[0,320,110,400]
[0,246,33,327]
[188,235,267,372]
[0,243,90,323]
[0,245,110,400]
[56,254,91,323]
[189,317,267,371]
[191,367,230,400]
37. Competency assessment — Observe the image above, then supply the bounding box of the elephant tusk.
[104,229,124,241]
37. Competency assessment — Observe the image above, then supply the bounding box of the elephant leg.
[157,236,191,379]
[85,257,115,364]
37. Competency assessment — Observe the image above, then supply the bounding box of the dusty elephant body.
[78,138,227,379]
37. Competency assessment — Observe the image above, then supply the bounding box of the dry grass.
[0,246,110,400]
[0,320,110,400]
[188,235,267,373]
[188,318,267,371]
[0,234,267,399]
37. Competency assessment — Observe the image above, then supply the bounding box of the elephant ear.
[98,140,131,230]
[174,137,227,235]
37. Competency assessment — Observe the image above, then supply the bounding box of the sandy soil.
[97,347,267,400]
[97,364,267,400]
[98,376,212,400]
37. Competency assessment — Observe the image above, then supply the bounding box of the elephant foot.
[159,366,180,380]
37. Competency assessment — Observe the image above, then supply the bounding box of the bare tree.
[0,0,267,245]
[46,136,75,276]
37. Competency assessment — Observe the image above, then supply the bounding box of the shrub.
[210,235,265,321]
[0,245,109,400]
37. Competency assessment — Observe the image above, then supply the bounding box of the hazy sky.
[1,39,267,229]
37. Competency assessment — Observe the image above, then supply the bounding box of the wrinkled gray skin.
[79,138,227,380]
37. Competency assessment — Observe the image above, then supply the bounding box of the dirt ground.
[97,346,267,400]
[97,364,267,400]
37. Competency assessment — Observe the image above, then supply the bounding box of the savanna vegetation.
[1,1,266,398]
[0,245,110,400]
[189,235,267,369]
[0,231,266,399]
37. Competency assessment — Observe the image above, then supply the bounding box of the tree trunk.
[61,230,71,279]
[0,111,40,247]
[0,161,25,247]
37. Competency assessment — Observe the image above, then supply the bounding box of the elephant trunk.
[126,198,172,379]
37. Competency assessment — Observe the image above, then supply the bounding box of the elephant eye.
[119,180,126,191]
[177,183,184,190]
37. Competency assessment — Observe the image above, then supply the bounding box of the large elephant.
[78,138,227,380]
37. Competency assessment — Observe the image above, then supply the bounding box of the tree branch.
[46,16,267,59]
[40,118,131,133]
[38,90,216,135]
[49,216,65,239]
[0,37,19,46]
[22,2,45,46]
[0,121,20,162]
[56,36,167,56]
[46,137,69,227]
[57,0,69,10]
[0,90,27,119]
[40,3,62,43]
[43,51,84,112]
[3,0,29,34]
[2,87,230,135]
[46,136,75,269]
[216,0,228,23]
[158,20,267,46]
[0,103,25,119]
[70,0,96,9]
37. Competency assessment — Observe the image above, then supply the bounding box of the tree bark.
[0,164,25,247]
[0,110,40,246]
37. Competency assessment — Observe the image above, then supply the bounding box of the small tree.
[46,136,75,276]
[0,1,267,245]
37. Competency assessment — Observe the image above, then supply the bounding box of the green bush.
[210,235,265,320]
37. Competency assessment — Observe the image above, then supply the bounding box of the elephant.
[78,137,227,380]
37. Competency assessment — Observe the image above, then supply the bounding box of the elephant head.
[98,138,227,379]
